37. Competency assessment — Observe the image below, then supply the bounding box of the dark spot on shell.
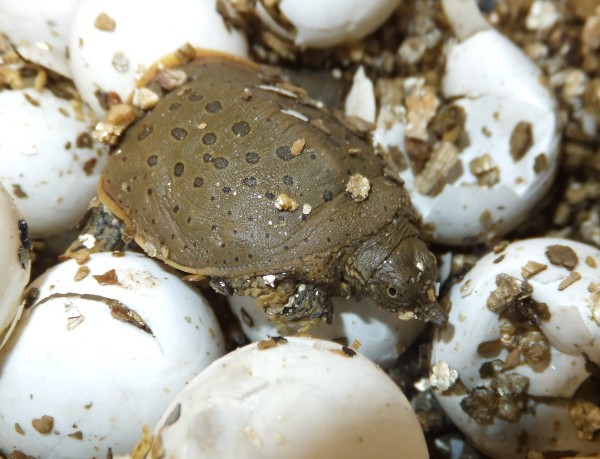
[283,175,294,186]
[137,125,153,141]
[265,191,275,199]
[173,205,180,213]
[205,101,222,113]
[248,216,253,222]
[265,233,270,239]
[151,218,156,224]
[174,162,184,177]
[234,256,239,262]
[220,243,226,248]
[327,237,332,243]
[169,103,182,111]
[310,153,317,160]
[323,190,333,201]
[188,93,203,102]
[276,146,294,161]
[171,128,187,140]
[222,186,231,193]
[284,245,289,251]
[245,152,260,164]
[213,157,229,169]
[212,225,217,231]
[193,177,204,187]
[248,254,253,259]
[187,216,192,223]
[202,133,216,145]
[203,153,213,162]
[232,121,251,137]
[242,177,257,187]
[210,196,216,201]
[147,155,158,166]
[147,189,153,195]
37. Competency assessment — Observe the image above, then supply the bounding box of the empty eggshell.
[0,181,30,349]
[0,251,224,458]
[430,238,600,457]
[229,295,424,368]
[373,12,560,245]
[69,0,249,118]
[141,336,428,459]
[0,86,106,238]
[255,0,401,48]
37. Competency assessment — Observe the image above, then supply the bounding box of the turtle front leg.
[262,282,333,330]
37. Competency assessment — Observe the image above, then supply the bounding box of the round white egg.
[0,251,225,459]
[256,0,401,48]
[144,336,428,459]
[430,238,600,457]
[0,87,106,238]
[0,0,77,76]
[69,0,249,118]
[374,28,560,246]
[0,181,30,349]
[229,295,424,368]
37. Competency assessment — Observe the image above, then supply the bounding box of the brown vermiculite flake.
[487,274,533,314]
[521,260,547,280]
[31,415,54,434]
[509,121,534,161]
[518,330,550,365]
[558,271,582,291]
[545,244,579,270]
[460,386,498,425]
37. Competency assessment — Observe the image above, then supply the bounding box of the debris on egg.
[0,85,106,238]
[229,295,425,368]
[137,337,428,458]
[430,238,600,457]
[373,0,561,245]
[0,252,225,458]
[69,0,249,117]
[0,182,30,349]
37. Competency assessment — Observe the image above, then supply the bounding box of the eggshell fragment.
[229,295,424,368]
[256,0,401,48]
[143,337,428,459]
[430,238,600,457]
[69,0,249,117]
[0,252,224,458]
[0,87,106,238]
[0,181,30,349]
[0,0,77,76]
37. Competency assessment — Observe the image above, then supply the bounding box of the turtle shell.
[99,53,414,278]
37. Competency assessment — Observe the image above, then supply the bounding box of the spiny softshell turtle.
[97,50,445,326]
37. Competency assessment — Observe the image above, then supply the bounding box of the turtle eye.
[387,286,398,298]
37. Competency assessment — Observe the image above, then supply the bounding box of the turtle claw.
[280,284,333,327]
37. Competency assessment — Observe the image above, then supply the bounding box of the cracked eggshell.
[430,238,600,457]
[69,0,249,118]
[0,251,224,459]
[229,295,424,368]
[375,29,560,246]
[145,337,428,459]
[0,87,107,238]
[0,0,76,76]
[256,0,401,48]
[0,182,30,349]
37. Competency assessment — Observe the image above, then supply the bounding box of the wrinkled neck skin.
[343,219,420,292]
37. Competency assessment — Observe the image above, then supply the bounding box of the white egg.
[430,238,600,457]
[373,15,560,245]
[69,0,249,118]
[0,0,77,76]
[0,181,30,349]
[256,0,401,48]
[142,336,428,459]
[0,252,224,459]
[0,87,106,238]
[229,295,424,368]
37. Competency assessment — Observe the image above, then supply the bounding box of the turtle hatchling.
[95,51,445,327]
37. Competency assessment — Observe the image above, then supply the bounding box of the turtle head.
[369,237,446,326]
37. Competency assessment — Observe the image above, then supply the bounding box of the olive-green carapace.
[99,52,445,326]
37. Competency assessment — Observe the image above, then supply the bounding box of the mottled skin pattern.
[100,53,445,326]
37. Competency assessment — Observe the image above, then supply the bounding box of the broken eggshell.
[0,86,106,238]
[0,251,224,458]
[430,237,600,457]
[255,0,401,48]
[373,11,560,245]
[229,295,425,368]
[142,336,428,459]
[69,0,249,118]
[0,181,30,349]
